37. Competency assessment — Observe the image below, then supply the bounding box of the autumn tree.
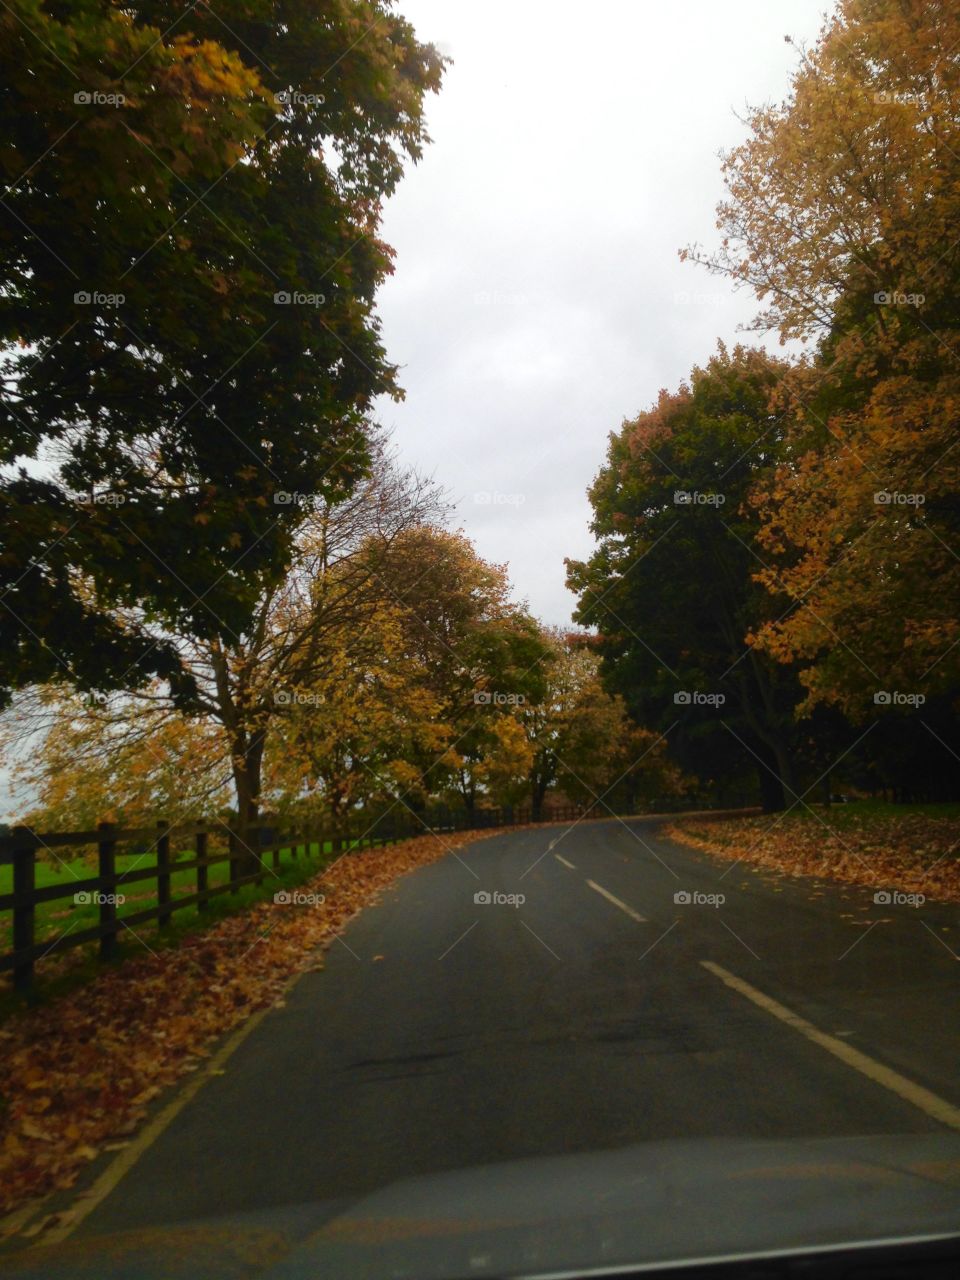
[4,436,448,832]
[377,527,552,818]
[189,441,449,824]
[520,631,686,818]
[686,0,960,717]
[0,0,445,703]
[1,687,233,832]
[264,601,450,828]
[567,345,810,811]
[473,716,536,809]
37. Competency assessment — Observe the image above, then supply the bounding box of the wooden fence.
[0,803,587,992]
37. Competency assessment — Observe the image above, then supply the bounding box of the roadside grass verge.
[0,832,404,1014]
[0,837,387,959]
[664,800,960,901]
[0,842,340,1019]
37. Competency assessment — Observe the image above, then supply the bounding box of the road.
[66,815,960,1237]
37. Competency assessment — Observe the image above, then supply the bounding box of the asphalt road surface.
[65,815,960,1237]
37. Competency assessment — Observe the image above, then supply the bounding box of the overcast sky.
[373,0,829,625]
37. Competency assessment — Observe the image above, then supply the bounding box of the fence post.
[156,819,172,929]
[228,825,241,890]
[98,821,118,961]
[248,823,263,885]
[12,826,36,993]
[196,828,209,912]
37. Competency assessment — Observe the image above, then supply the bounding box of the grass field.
[0,836,383,974]
[759,798,960,825]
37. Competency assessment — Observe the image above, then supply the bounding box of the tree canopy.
[0,0,445,704]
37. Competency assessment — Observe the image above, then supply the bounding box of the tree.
[379,527,552,817]
[685,0,960,715]
[0,0,446,704]
[474,715,536,809]
[3,436,449,830]
[2,685,232,832]
[684,0,960,348]
[265,601,449,828]
[747,370,960,716]
[566,345,809,811]
[521,631,686,818]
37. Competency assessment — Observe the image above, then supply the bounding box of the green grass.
[0,836,386,1005]
[768,798,960,826]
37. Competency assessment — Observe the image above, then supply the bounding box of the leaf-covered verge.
[0,825,539,1222]
[664,805,960,902]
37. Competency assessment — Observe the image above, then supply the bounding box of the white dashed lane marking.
[585,879,647,922]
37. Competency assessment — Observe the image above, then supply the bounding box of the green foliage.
[567,346,805,809]
[0,0,445,704]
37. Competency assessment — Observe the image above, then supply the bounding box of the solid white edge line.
[701,959,960,1131]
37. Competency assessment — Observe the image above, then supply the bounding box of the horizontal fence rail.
[0,798,757,993]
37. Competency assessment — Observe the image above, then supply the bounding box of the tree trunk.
[232,729,266,871]
[756,747,786,813]
[772,738,800,810]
